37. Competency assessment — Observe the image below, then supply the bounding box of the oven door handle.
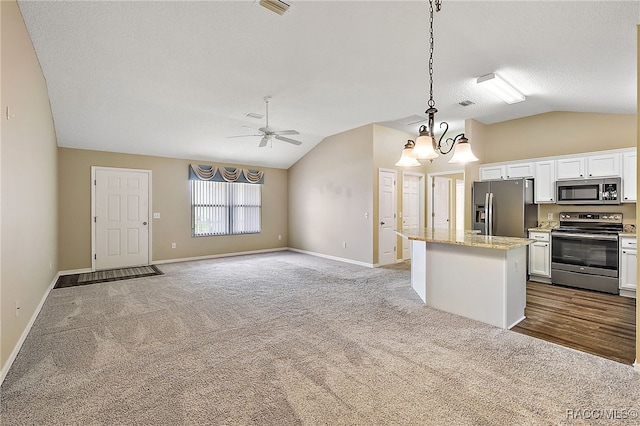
[552,232,619,241]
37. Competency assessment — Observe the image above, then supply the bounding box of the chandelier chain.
[428,0,435,108]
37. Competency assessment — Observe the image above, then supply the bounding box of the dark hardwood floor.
[512,281,636,365]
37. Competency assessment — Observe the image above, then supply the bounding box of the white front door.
[378,169,397,266]
[402,174,421,259]
[433,176,451,229]
[93,167,151,270]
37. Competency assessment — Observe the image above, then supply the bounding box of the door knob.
[380,221,385,225]
[143,222,147,225]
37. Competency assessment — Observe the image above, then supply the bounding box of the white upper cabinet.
[479,165,506,181]
[505,162,535,179]
[622,150,637,202]
[534,160,556,203]
[556,157,585,179]
[586,153,620,178]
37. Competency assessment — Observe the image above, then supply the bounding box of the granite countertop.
[528,221,558,233]
[620,224,637,237]
[397,228,532,250]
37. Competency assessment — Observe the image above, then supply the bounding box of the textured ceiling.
[18,1,639,169]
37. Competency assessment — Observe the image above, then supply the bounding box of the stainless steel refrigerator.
[472,178,537,237]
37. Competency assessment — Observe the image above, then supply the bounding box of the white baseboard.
[151,247,289,265]
[288,248,374,268]
[0,272,59,386]
[634,359,639,373]
[58,267,91,276]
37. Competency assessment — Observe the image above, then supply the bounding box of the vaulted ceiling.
[19,1,639,169]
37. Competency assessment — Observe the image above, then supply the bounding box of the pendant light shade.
[395,140,421,167]
[447,134,479,164]
[413,133,439,160]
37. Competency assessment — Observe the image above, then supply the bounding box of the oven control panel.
[558,212,622,224]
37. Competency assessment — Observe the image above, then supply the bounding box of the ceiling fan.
[229,96,302,147]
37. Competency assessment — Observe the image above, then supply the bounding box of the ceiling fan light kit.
[477,73,526,104]
[396,0,478,167]
[259,0,290,15]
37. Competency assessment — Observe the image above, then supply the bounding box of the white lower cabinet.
[619,236,637,297]
[528,231,551,282]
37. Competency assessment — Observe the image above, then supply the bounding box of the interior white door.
[378,169,397,265]
[402,174,421,259]
[456,179,465,231]
[433,176,451,229]
[94,167,150,270]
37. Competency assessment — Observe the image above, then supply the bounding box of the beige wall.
[288,125,374,264]
[1,0,59,370]
[58,148,288,271]
[476,112,636,164]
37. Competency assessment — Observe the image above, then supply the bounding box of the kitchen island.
[398,228,533,329]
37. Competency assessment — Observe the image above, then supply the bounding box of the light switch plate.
[153,212,161,219]
[547,213,553,220]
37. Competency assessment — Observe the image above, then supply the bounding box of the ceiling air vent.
[245,112,264,120]
[259,0,290,15]
[459,100,475,107]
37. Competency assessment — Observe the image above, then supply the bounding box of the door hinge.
[94,216,97,223]
[393,246,396,252]
[432,212,435,217]
[394,213,396,219]
[94,179,97,185]
[94,254,97,260]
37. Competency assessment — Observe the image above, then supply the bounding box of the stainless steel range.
[551,212,622,294]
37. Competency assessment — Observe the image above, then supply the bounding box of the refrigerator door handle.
[484,192,489,235]
[488,192,494,236]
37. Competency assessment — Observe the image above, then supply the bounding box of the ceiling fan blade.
[227,134,263,139]
[273,129,299,136]
[275,135,302,145]
[258,136,270,147]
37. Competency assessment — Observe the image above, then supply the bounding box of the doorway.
[428,170,465,230]
[92,167,152,271]
[378,169,397,266]
[402,172,425,260]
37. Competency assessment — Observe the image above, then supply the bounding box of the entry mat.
[54,265,163,289]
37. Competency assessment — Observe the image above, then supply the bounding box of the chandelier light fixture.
[396,0,478,166]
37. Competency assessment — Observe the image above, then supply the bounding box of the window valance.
[189,164,264,184]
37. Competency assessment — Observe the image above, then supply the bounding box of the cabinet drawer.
[529,231,550,242]
[621,238,637,249]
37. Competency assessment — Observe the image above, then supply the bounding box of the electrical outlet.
[171,243,176,249]
[547,213,553,220]
[278,234,282,240]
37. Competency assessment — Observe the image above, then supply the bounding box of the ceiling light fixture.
[259,0,290,15]
[477,73,525,104]
[396,0,478,167]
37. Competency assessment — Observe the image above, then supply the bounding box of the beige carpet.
[2,251,639,424]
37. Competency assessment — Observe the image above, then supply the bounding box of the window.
[191,180,261,236]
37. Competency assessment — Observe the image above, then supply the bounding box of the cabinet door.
[622,151,637,202]
[529,241,550,277]
[556,157,585,179]
[479,165,505,181]
[506,162,534,179]
[534,160,556,203]
[619,248,637,291]
[586,153,620,178]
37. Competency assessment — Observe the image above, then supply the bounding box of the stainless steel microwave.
[556,177,621,205]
